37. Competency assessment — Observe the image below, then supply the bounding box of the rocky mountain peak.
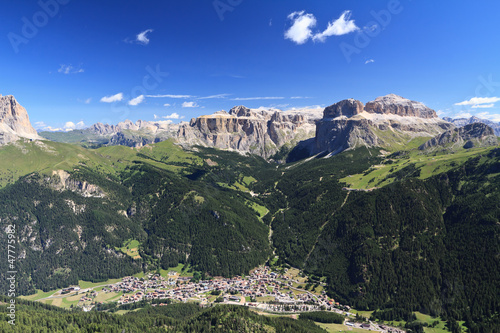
[323,99,364,118]
[365,94,437,118]
[419,122,497,150]
[229,105,253,117]
[89,122,116,135]
[0,94,41,145]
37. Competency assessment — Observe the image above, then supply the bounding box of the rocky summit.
[444,116,500,136]
[0,94,41,145]
[312,94,454,156]
[364,93,438,118]
[177,106,322,158]
[419,122,498,150]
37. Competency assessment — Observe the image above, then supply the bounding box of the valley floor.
[20,264,449,333]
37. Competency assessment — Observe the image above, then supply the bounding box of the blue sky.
[1,0,500,131]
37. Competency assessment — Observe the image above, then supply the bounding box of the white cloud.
[199,94,230,99]
[146,94,194,99]
[455,97,500,106]
[365,59,375,64]
[453,112,473,119]
[285,11,317,45]
[182,101,198,108]
[100,93,123,103]
[313,10,359,42]
[285,10,359,45]
[163,103,171,107]
[291,96,312,99]
[473,112,500,122]
[232,97,285,101]
[136,29,153,45]
[471,103,494,109]
[163,112,184,119]
[129,95,145,106]
[58,64,84,74]
[63,121,86,131]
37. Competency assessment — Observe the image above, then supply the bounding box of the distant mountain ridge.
[443,116,500,136]
[43,106,323,158]
[419,122,498,151]
[36,94,500,159]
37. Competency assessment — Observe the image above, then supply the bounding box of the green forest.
[0,296,327,332]
[0,140,499,331]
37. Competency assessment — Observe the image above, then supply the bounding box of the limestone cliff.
[0,94,41,145]
[312,94,453,156]
[176,106,322,158]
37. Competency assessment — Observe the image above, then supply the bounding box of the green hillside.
[0,138,499,332]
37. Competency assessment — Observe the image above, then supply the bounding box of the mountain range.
[37,94,499,160]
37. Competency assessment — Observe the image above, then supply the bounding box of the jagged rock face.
[177,106,322,158]
[313,95,453,155]
[89,122,116,136]
[444,116,500,136]
[49,170,105,198]
[315,118,378,154]
[365,94,438,118]
[87,120,179,148]
[0,95,41,145]
[323,99,364,118]
[419,122,498,150]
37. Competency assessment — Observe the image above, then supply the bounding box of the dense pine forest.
[0,296,327,332]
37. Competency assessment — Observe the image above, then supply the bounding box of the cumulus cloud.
[455,97,500,106]
[136,29,153,45]
[285,10,359,45]
[64,121,86,131]
[163,103,171,107]
[163,112,184,119]
[285,11,317,45]
[232,96,285,101]
[128,95,145,106]
[58,64,84,74]
[100,93,123,103]
[313,10,359,42]
[182,101,198,108]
